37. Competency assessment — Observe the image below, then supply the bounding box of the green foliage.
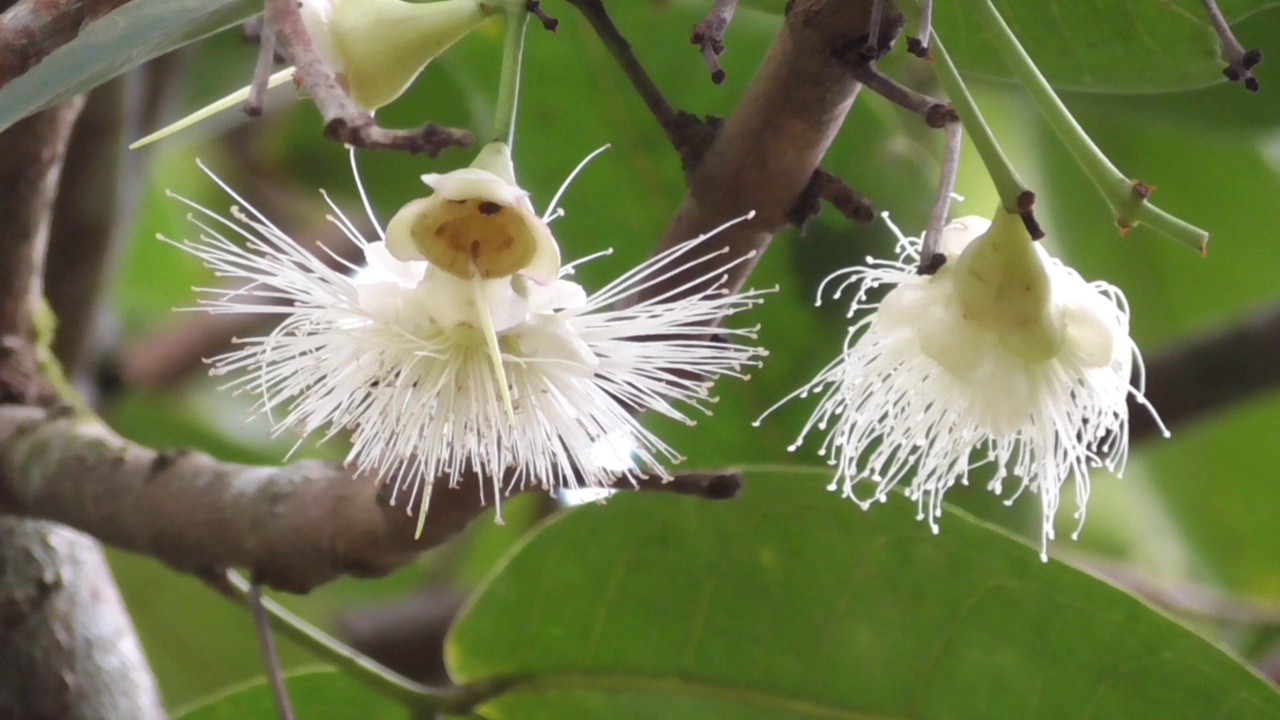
[448,471,1280,719]
[174,669,407,720]
[0,0,257,134]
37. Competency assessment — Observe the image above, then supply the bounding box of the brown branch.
[690,0,738,84]
[0,99,82,405]
[244,6,278,117]
[564,0,689,149]
[0,404,743,593]
[787,168,875,230]
[43,79,126,379]
[649,0,902,302]
[265,0,472,155]
[0,96,164,720]
[0,0,133,90]
[1131,303,1280,442]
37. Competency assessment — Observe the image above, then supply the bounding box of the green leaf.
[448,469,1280,719]
[0,0,257,134]
[173,668,407,720]
[932,0,1280,94]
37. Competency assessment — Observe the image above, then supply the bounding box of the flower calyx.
[300,0,502,112]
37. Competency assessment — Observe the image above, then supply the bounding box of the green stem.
[222,571,465,712]
[966,0,1209,252]
[492,4,530,147]
[925,33,1029,217]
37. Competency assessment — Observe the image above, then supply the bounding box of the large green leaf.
[739,0,1280,93]
[0,0,257,133]
[447,470,1280,719]
[173,669,406,720]
[934,0,1280,94]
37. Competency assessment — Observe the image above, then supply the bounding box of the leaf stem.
[492,4,530,147]
[220,571,456,711]
[965,0,1209,252]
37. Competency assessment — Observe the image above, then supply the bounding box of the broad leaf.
[448,469,1280,719]
[738,0,1280,93]
[0,0,257,133]
[173,669,406,720]
[936,0,1280,93]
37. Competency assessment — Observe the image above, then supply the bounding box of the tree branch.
[650,0,902,302]
[0,405,743,593]
[265,0,472,155]
[1131,304,1280,442]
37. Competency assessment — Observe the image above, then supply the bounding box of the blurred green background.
[21,0,1279,713]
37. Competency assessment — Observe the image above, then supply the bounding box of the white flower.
[299,0,498,112]
[764,210,1163,558]
[164,150,766,536]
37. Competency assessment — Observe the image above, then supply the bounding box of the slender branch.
[1201,0,1262,92]
[266,0,473,155]
[564,0,681,142]
[1131,303,1280,443]
[245,8,278,117]
[918,116,961,274]
[787,168,876,230]
[248,583,297,720]
[214,570,448,706]
[650,0,901,302]
[690,0,738,84]
[0,0,134,90]
[905,0,933,58]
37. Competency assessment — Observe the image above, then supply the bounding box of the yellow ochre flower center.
[412,198,536,279]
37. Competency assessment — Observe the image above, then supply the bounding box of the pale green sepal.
[333,0,496,111]
[952,209,1063,363]
[129,67,295,150]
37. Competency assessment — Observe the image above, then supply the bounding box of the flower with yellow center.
[165,147,766,536]
[763,210,1162,558]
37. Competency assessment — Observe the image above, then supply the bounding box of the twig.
[1201,0,1262,92]
[245,9,279,117]
[787,169,876,230]
[906,0,933,59]
[690,0,738,84]
[851,63,948,120]
[211,570,449,706]
[1130,303,1280,443]
[0,0,134,90]
[564,0,681,141]
[918,115,961,275]
[248,583,297,720]
[265,0,473,155]
[525,0,558,32]
[863,0,885,58]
